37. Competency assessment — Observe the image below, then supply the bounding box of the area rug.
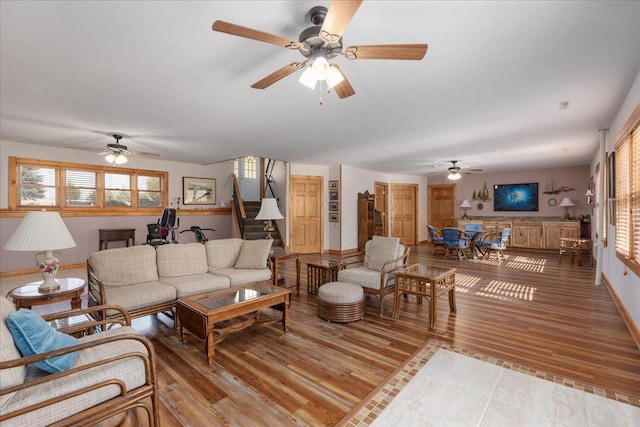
[338,339,639,426]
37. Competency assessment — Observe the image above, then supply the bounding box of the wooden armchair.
[442,228,471,261]
[337,236,410,316]
[0,297,158,426]
[427,225,445,254]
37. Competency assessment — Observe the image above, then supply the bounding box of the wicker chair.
[442,228,471,261]
[427,225,445,254]
[0,297,158,426]
[480,228,511,261]
[337,236,410,316]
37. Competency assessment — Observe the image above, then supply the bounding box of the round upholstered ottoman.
[317,282,365,323]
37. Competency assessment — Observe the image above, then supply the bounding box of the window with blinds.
[10,157,167,212]
[614,103,640,275]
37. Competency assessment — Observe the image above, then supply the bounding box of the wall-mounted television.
[493,183,539,211]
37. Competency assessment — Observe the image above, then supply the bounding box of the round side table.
[8,277,86,310]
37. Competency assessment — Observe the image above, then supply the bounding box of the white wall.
[596,69,640,331]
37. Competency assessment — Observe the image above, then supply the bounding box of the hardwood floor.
[129,244,640,426]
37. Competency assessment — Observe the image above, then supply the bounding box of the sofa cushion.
[102,282,176,314]
[210,268,272,286]
[6,309,78,374]
[160,273,230,298]
[234,239,273,269]
[89,245,159,287]
[157,243,208,277]
[365,236,400,271]
[0,296,26,409]
[205,238,244,270]
[0,326,148,427]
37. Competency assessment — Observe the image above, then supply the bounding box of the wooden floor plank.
[133,244,640,425]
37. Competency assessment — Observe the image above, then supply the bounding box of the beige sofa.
[87,238,273,319]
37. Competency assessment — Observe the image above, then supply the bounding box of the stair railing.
[231,174,247,237]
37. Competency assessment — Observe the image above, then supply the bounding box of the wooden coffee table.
[176,282,291,364]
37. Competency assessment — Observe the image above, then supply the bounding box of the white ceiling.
[1,1,639,177]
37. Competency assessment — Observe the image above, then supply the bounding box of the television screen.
[494,183,539,211]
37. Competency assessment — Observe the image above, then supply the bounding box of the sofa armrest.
[87,260,107,309]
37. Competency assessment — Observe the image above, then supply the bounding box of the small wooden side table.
[559,238,593,267]
[269,249,301,291]
[393,264,456,329]
[306,260,343,294]
[8,278,86,310]
[99,228,136,250]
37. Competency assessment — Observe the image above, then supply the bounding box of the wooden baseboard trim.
[602,273,640,351]
[0,262,85,278]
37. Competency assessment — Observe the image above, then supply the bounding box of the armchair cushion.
[234,239,273,269]
[338,267,395,290]
[6,309,78,374]
[365,236,400,271]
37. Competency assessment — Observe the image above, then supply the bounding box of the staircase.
[242,201,283,248]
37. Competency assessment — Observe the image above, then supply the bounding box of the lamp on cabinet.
[558,197,575,220]
[459,200,472,219]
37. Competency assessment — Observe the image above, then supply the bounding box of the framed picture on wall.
[329,180,339,190]
[183,177,216,205]
[329,212,339,222]
[329,201,339,212]
[329,191,339,201]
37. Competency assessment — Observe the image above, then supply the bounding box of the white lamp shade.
[255,198,284,220]
[558,197,575,207]
[460,200,472,208]
[4,210,76,251]
[447,172,461,180]
[298,67,318,90]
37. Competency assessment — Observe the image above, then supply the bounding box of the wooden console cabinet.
[543,221,580,249]
[511,222,544,249]
[457,219,579,250]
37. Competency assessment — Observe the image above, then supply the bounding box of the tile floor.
[371,349,640,426]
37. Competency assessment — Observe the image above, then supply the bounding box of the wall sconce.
[585,189,594,205]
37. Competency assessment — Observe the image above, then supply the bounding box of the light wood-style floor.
[124,244,640,426]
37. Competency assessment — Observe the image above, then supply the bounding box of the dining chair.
[464,224,483,258]
[427,225,445,254]
[441,228,471,261]
[480,228,511,261]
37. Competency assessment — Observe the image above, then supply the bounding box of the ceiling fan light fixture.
[311,55,330,79]
[447,172,461,181]
[298,66,318,90]
[326,65,344,89]
[105,153,128,165]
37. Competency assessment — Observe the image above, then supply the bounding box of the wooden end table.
[393,264,456,329]
[176,282,291,364]
[269,249,301,291]
[99,228,135,250]
[306,260,343,294]
[8,277,86,310]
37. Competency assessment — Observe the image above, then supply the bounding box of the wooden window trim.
[614,103,640,276]
[7,156,168,216]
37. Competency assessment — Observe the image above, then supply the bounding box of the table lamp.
[4,209,77,291]
[460,200,472,219]
[558,197,575,220]
[255,198,284,239]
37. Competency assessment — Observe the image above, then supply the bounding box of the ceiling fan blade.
[343,44,428,60]
[331,65,355,99]
[129,151,161,159]
[212,20,297,48]
[320,0,363,43]
[251,62,304,89]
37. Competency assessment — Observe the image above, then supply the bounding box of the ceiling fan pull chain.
[318,80,324,106]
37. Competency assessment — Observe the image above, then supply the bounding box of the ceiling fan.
[446,160,483,180]
[211,0,428,99]
[69,134,160,164]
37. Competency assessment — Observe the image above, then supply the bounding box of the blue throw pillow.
[6,309,78,373]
